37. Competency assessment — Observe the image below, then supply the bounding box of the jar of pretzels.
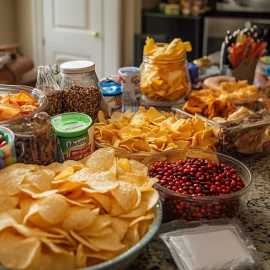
[59,61,101,120]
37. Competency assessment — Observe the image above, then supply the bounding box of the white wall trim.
[31,0,44,67]
[103,0,121,76]
[31,0,121,76]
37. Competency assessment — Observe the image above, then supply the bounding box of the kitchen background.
[0,0,270,79]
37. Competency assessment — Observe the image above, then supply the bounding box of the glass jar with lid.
[59,60,101,120]
[140,48,191,104]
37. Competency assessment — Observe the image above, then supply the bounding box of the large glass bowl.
[0,84,48,127]
[0,84,56,166]
[142,149,252,222]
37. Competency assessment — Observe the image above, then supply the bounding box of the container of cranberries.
[0,126,17,169]
[145,149,252,222]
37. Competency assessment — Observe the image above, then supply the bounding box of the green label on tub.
[59,133,92,161]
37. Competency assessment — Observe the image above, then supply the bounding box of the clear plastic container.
[36,65,62,116]
[142,149,252,222]
[216,110,270,159]
[11,112,57,165]
[59,60,101,120]
[0,126,16,169]
[140,51,191,102]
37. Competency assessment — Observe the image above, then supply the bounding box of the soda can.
[118,66,140,112]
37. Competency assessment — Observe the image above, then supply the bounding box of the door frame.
[31,0,121,77]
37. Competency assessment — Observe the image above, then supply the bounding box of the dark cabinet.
[135,10,204,66]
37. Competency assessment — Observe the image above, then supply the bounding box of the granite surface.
[129,154,270,270]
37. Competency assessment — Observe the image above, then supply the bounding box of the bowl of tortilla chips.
[0,84,47,125]
[94,107,219,157]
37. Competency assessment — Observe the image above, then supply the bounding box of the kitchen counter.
[130,154,270,270]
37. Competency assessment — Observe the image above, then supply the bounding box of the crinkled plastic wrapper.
[159,218,258,270]
[216,110,270,159]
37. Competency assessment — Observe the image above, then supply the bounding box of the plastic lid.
[101,81,122,96]
[60,61,95,74]
[118,66,140,76]
[51,113,92,138]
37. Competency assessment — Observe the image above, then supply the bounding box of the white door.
[42,0,121,78]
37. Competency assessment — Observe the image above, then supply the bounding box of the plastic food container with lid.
[100,80,122,116]
[142,149,252,223]
[51,112,94,161]
[59,60,101,121]
[0,126,17,169]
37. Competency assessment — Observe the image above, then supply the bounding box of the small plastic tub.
[142,149,252,222]
[0,126,17,169]
[51,113,94,161]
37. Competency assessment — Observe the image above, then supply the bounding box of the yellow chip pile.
[95,107,218,153]
[0,148,159,270]
[140,37,192,101]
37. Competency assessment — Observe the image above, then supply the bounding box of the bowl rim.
[0,84,48,125]
[147,149,252,202]
[79,203,163,270]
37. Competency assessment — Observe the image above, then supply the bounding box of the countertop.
[130,154,270,270]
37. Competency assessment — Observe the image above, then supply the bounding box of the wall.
[121,0,158,67]
[15,0,33,59]
[1,0,152,68]
[121,0,142,67]
[0,0,17,46]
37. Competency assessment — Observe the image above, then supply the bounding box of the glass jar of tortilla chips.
[140,50,191,102]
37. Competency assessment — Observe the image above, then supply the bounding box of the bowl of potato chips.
[0,148,162,270]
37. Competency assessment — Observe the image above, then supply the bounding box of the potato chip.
[82,190,112,212]
[78,214,112,235]
[70,230,100,252]
[54,167,75,180]
[0,231,41,269]
[111,181,139,211]
[23,170,53,192]
[84,147,115,171]
[84,232,125,252]
[129,212,155,227]
[87,171,118,192]
[61,207,99,231]
[119,201,148,218]
[142,189,160,211]
[23,194,70,225]
[0,190,19,212]
[75,244,87,269]
[117,158,132,173]
[110,217,130,240]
